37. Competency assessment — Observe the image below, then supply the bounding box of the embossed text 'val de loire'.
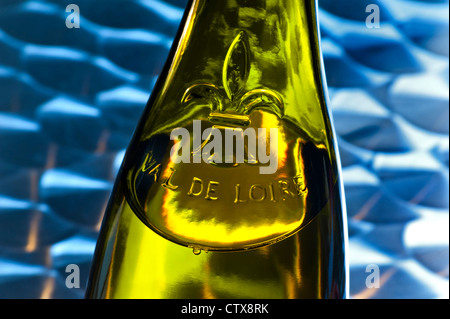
[86,0,349,299]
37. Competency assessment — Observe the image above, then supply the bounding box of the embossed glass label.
[123,32,329,251]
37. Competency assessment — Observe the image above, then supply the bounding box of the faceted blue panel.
[0,67,53,117]
[0,196,75,248]
[322,38,393,88]
[373,152,449,208]
[380,0,449,55]
[98,29,171,76]
[45,0,183,36]
[319,0,393,22]
[0,113,50,167]
[0,0,448,299]
[96,86,149,132]
[50,235,97,293]
[23,46,139,98]
[36,98,107,151]
[388,72,449,134]
[0,2,98,53]
[39,169,112,227]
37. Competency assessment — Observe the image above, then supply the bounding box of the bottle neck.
[153,0,329,145]
[175,0,321,90]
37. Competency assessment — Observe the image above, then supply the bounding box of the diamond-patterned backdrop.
[0,0,448,299]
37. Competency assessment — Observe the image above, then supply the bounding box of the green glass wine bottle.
[85,0,348,299]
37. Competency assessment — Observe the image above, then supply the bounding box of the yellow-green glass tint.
[90,184,342,299]
[86,0,347,299]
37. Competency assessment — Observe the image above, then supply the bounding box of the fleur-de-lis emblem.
[181,31,284,126]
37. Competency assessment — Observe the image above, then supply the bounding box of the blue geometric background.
[0,0,448,299]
